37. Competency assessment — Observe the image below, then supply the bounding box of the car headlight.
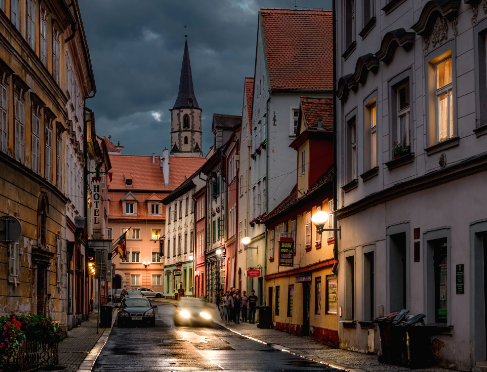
[200,312,211,320]
[118,310,129,317]
[144,309,155,317]
[180,310,190,319]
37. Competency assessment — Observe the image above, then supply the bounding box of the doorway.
[389,232,407,312]
[302,282,310,336]
[36,265,47,315]
[268,287,273,320]
[113,275,122,290]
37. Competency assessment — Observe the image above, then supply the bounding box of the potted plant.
[255,147,261,155]
[392,142,411,159]
[0,315,26,368]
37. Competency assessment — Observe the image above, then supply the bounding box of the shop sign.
[247,269,261,277]
[174,270,182,276]
[177,265,181,270]
[91,181,101,234]
[296,275,311,283]
[279,237,294,267]
[456,264,464,294]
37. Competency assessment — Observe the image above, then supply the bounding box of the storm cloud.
[79,0,332,155]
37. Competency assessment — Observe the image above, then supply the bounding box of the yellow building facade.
[0,0,95,332]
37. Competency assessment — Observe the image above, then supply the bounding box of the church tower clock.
[170,38,203,157]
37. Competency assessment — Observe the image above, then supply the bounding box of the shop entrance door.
[302,282,310,336]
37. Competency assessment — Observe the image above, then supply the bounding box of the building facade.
[336,1,487,369]
[193,184,207,298]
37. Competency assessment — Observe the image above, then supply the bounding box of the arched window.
[184,136,188,144]
[183,114,190,129]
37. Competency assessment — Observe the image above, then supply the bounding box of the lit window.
[436,58,453,142]
[369,103,377,168]
[397,81,410,148]
[287,285,294,317]
[151,229,161,240]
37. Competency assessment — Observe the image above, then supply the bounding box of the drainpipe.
[192,194,197,296]
[263,96,270,304]
[332,0,339,272]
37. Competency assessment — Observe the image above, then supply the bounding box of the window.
[346,115,357,182]
[275,286,280,316]
[53,30,60,84]
[287,285,294,317]
[345,0,355,48]
[168,207,171,222]
[326,276,338,314]
[301,149,305,174]
[173,238,176,257]
[432,238,448,323]
[269,229,275,260]
[315,207,322,244]
[152,251,161,263]
[183,114,190,129]
[305,212,311,247]
[190,231,193,253]
[132,228,140,240]
[178,235,181,255]
[27,0,36,49]
[257,183,261,216]
[8,243,20,285]
[0,80,7,153]
[327,200,334,240]
[56,129,62,187]
[365,98,377,170]
[363,0,374,26]
[436,58,453,142]
[107,228,112,240]
[212,220,216,243]
[152,275,161,286]
[32,105,40,173]
[179,200,182,219]
[125,178,132,187]
[45,118,52,182]
[40,9,47,66]
[315,277,321,315]
[131,251,140,263]
[364,251,375,320]
[167,239,170,259]
[184,136,188,144]
[345,256,355,319]
[0,0,4,11]
[291,219,296,255]
[239,175,243,196]
[151,229,161,240]
[184,233,187,253]
[125,203,134,215]
[11,0,20,30]
[150,203,160,215]
[131,274,141,286]
[291,108,299,135]
[185,197,189,216]
[397,81,410,148]
[14,93,24,163]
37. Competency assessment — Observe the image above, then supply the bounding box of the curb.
[76,311,118,372]
[213,319,365,372]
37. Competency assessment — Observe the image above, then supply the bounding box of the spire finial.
[184,25,187,40]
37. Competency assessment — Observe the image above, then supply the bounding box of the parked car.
[117,297,156,327]
[137,287,164,298]
[173,297,212,327]
[125,289,143,299]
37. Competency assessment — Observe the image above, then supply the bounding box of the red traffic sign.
[247,269,261,277]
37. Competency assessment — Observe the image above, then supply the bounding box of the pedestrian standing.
[230,288,236,323]
[234,290,241,324]
[248,290,258,324]
[222,292,234,325]
[241,291,248,323]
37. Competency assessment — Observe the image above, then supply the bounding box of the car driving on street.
[137,287,164,298]
[117,297,156,327]
[173,297,212,327]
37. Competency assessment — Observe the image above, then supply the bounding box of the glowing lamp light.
[241,237,251,245]
[188,255,194,261]
[311,211,329,226]
[216,249,222,255]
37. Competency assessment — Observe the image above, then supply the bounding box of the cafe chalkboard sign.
[456,264,464,294]
[279,237,294,267]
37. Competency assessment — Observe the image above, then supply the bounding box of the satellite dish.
[0,215,22,244]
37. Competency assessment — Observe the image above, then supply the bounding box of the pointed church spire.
[173,39,199,109]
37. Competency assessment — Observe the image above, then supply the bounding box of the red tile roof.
[244,77,254,132]
[108,155,206,191]
[301,97,334,132]
[260,9,333,91]
[102,136,117,152]
[145,193,162,202]
[109,192,166,220]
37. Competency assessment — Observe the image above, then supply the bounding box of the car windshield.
[179,298,205,309]
[124,299,150,307]
[126,290,142,296]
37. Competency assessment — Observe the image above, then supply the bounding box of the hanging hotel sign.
[91,177,102,235]
[279,237,294,267]
[247,269,261,277]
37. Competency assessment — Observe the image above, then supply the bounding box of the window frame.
[56,128,62,187]
[130,274,141,286]
[474,19,487,133]
[39,7,48,66]
[325,275,338,315]
[435,57,453,143]
[27,0,36,50]
[344,108,358,183]
[305,212,312,248]
[131,250,140,263]
[31,104,41,173]
[11,0,20,30]
[315,276,322,315]
[44,116,53,182]
[151,229,161,240]
[287,284,294,317]
[290,108,299,136]
[363,90,378,171]
[152,251,161,263]
[344,0,356,50]
[0,78,8,153]
[14,92,25,164]
[152,274,162,286]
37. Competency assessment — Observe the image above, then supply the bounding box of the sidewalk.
[38,310,112,372]
[205,303,456,372]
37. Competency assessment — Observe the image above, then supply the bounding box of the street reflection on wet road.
[93,301,339,371]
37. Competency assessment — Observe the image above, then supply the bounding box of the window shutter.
[305,212,311,247]
[270,229,275,260]
[315,207,322,243]
[328,199,334,240]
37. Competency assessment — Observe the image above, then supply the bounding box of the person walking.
[248,290,258,324]
[241,291,248,323]
[222,292,234,325]
[234,290,241,324]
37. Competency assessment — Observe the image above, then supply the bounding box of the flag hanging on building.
[112,230,128,261]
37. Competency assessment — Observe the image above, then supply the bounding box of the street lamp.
[188,255,193,261]
[142,261,151,269]
[241,236,258,252]
[311,211,341,237]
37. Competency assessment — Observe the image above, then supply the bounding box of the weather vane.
[184,25,187,39]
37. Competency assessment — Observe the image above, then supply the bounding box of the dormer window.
[150,203,161,216]
[126,178,132,187]
[125,203,134,215]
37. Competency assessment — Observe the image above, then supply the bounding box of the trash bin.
[402,326,436,368]
[377,321,405,365]
[257,306,272,329]
[100,304,113,328]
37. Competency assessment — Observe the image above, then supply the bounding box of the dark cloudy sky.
[78,0,332,156]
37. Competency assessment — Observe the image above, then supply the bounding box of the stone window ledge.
[341,178,358,193]
[342,41,357,61]
[385,152,415,170]
[340,320,357,328]
[360,167,379,182]
[474,123,487,138]
[382,0,407,15]
[425,137,460,156]
[359,321,376,329]
[359,17,376,39]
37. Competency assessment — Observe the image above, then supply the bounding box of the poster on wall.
[327,276,337,314]
[279,237,294,266]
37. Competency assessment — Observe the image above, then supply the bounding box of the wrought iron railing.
[1,341,58,372]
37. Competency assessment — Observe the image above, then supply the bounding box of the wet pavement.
[93,300,339,371]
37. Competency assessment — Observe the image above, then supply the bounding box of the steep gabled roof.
[145,193,162,202]
[244,77,254,132]
[212,114,242,131]
[260,9,333,91]
[173,39,200,109]
[120,191,139,202]
[102,136,117,152]
[300,97,334,132]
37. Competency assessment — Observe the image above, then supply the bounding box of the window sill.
[305,246,312,252]
[382,0,407,15]
[342,179,358,193]
[359,321,376,329]
[425,137,459,156]
[327,237,335,245]
[360,167,379,182]
[342,41,356,61]
[359,17,376,40]
[340,320,357,328]
[269,258,274,262]
[474,123,487,138]
[385,152,415,170]
[315,243,322,249]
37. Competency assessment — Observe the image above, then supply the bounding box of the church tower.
[170,38,203,157]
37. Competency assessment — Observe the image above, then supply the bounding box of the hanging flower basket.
[260,140,266,150]
[255,147,261,155]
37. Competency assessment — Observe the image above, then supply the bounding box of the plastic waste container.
[257,306,272,329]
[100,304,113,328]
[377,321,405,365]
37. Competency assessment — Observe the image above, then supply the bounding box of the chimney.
[152,153,155,164]
[161,148,169,187]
